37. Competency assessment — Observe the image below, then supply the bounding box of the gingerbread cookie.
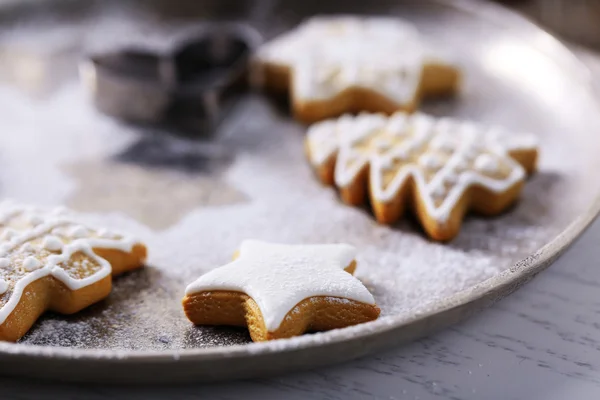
[183,240,379,342]
[254,16,459,123]
[0,202,146,341]
[305,112,538,241]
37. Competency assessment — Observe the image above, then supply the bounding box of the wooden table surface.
[2,47,600,400]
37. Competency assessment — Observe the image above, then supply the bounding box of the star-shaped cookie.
[305,112,538,241]
[183,240,379,342]
[0,202,147,341]
[254,16,459,123]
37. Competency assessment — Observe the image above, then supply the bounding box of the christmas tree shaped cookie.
[254,16,460,123]
[305,112,538,241]
[0,202,146,341]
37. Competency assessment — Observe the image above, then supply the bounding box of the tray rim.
[0,0,598,368]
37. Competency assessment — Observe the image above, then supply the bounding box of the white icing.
[474,154,500,174]
[380,157,395,171]
[256,16,451,107]
[430,184,446,198]
[337,114,356,137]
[454,157,470,171]
[185,240,375,332]
[373,138,392,151]
[1,228,17,241]
[458,144,479,160]
[22,256,42,271]
[486,126,540,152]
[27,215,43,226]
[51,227,66,236]
[0,207,22,226]
[354,113,387,136]
[418,153,443,170]
[393,144,412,160]
[50,206,67,216]
[96,229,118,239]
[387,113,408,137]
[443,172,459,185]
[0,204,139,325]
[0,279,8,295]
[411,113,435,144]
[306,111,538,223]
[68,225,90,239]
[20,242,34,253]
[0,258,9,268]
[42,235,63,252]
[429,135,455,152]
[306,121,340,165]
[391,150,408,162]
[334,146,370,187]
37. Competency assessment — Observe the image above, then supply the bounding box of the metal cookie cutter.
[80,23,262,136]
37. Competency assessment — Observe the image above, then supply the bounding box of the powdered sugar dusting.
[10,87,582,351]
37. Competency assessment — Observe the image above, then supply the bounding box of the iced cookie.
[305,112,538,241]
[0,202,147,341]
[254,16,459,123]
[183,240,379,342]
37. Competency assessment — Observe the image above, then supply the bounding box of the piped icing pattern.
[256,16,453,106]
[306,112,538,224]
[185,240,375,332]
[0,201,138,325]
